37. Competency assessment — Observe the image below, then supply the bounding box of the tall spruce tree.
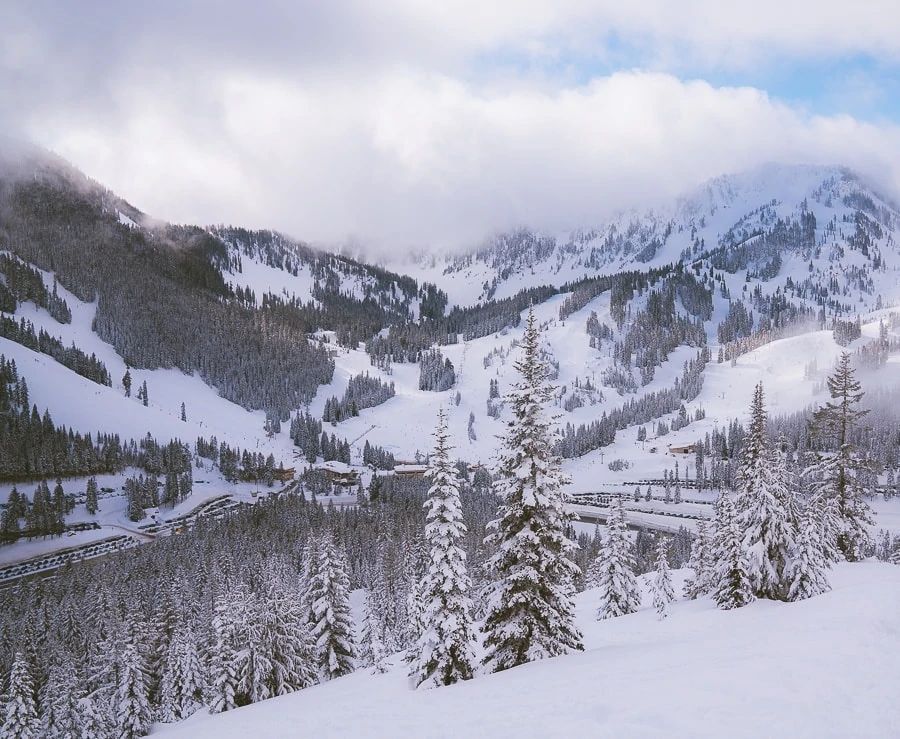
[208,593,239,714]
[736,384,797,600]
[650,537,675,620]
[40,657,83,738]
[404,565,427,655]
[808,352,874,561]
[308,535,356,680]
[482,307,583,672]
[410,408,476,688]
[683,519,715,599]
[788,500,832,601]
[115,618,152,739]
[158,624,204,723]
[594,500,641,620]
[713,494,755,610]
[2,652,39,739]
[261,573,317,698]
[85,477,99,515]
[357,590,389,675]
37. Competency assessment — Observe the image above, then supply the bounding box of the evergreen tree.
[808,352,874,561]
[683,520,714,599]
[140,380,149,408]
[2,651,39,739]
[0,489,21,539]
[82,630,118,738]
[650,537,675,620]
[410,408,476,688]
[40,657,83,738]
[180,402,187,422]
[114,619,151,739]
[261,573,317,698]
[308,535,356,680]
[482,307,583,672]
[232,588,275,706]
[122,368,132,398]
[404,575,426,656]
[53,477,66,525]
[595,500,641,620]
[85,477,99,515]
[357,590,388,675]
[713,494,755,610]
[208,593,239,714]
[788,500,832,601]
[158,625,204,723]
[737,384,797,600]
[76,695,110,739]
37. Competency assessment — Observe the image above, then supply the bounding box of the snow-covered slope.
[158,562,900,739]
[0,266,292,460]
[301,295,900,492]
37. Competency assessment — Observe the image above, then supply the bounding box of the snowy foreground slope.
[159,564,900,739]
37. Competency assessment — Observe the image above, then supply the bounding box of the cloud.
[2,2,900,252]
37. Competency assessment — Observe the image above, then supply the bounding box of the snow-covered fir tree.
[357,589,389,675]
[115,617,152,739]
[713,494,755,610]
[158,624,204,723]
[2,651,39,739]
[208,593,239,714]
[651,538,675,620]
[482,307,583,672]
[232,588,276,706]
[76,694,109,739]
[808,352,874,561]
[308,535,356,680]
[736,384,797,600]
[40,657,83,738]
[410,408,476,688]
[788,499,832,601]
[85,476,99,515]
[683,519,715,599]
[404,578,426,653]
[81,630,118,737]
[260,572,317,697]
[595,500,641,620]
[371,534,407,654]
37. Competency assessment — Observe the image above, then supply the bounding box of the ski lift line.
[348,424,378,447]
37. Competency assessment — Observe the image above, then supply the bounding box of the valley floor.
[157,563,900,739]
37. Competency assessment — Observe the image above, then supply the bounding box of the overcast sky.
[2,1,900,253]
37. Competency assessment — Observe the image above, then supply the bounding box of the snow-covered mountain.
[2,155,900,490]
[391,163,900,310]
[2,152,900,739]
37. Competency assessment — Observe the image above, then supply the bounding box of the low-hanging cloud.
[2,2,900,254]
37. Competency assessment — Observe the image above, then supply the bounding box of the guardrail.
[0,535,136,586]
